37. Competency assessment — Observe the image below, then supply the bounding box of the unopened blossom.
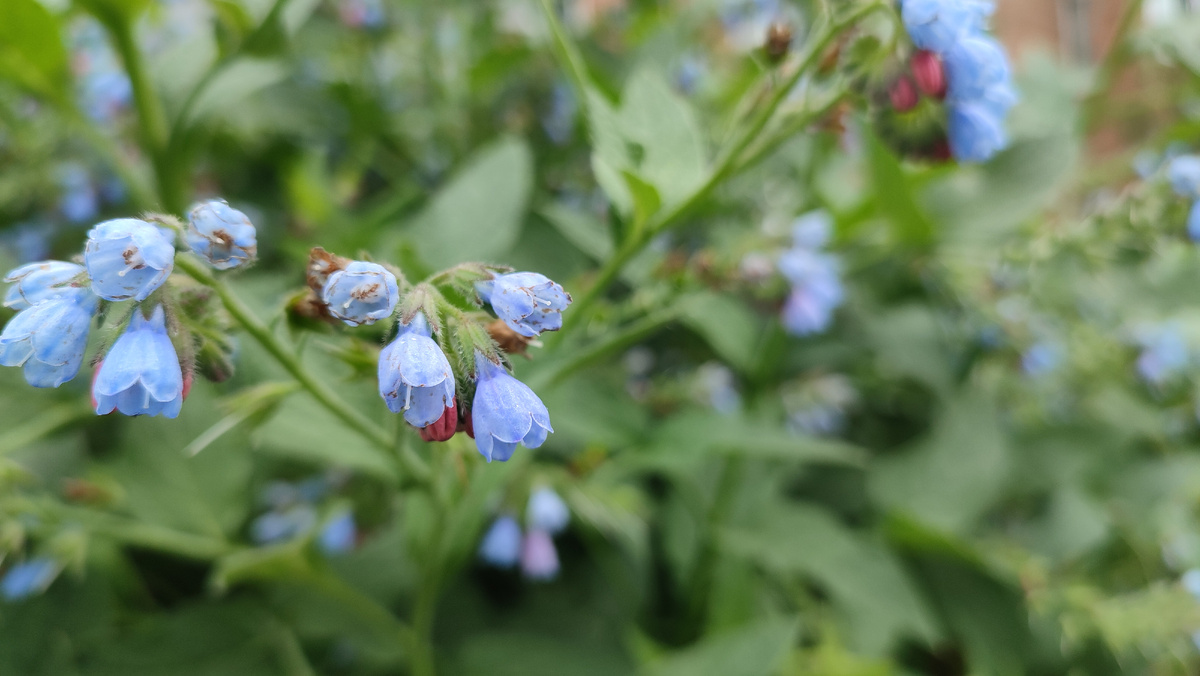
[186,200,258,270]
[476,272,571,337]
[84,218,175,302]
[322,261,398,326]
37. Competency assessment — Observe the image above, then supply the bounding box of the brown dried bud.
[306,247,349,295]
[486,319,536,356]
[765,21,792,63]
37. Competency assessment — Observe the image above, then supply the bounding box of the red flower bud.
[889,75,918,113]
[418,402,458,443]
[911,50,946,100]
[464,409,475,439]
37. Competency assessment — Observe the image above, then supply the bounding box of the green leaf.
[680,292,765,375]
[640,617,799,676]
[869,393,1010,534]
[0,0,70,99]
[252,395,397,481]
[722,505,938,654]
[617,68,707,208]
[186,58,290,127]
[537,203,614,262]
[407,136,534,269]
[622,170,663,229]
[863,126,935,246]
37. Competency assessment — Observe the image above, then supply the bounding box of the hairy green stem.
[175,256,432,486]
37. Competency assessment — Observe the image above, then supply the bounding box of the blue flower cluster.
[1167,155,1200,241]
[901,0,1016,163]
[479,487,569,580]
[251,475,359,555]
[1133,325,1189,386]
[0,201,257,418]
[70,20,132,124]
[321,255,569,462]
[777,212,843,336]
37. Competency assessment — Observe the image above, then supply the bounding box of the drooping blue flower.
[251,505,318,545]
[790,211,833,250]
[1135,326,1189,385]
[526,487,570,535]
[777,248,843,336]
[321,261,398,326]
[542,80,577,145]
[84,218,176,302]
[1189,200,1200,242]
[93,306,185,418]
[947,101,1007,163]
[520,529,560,581]
[943,35,1010,101]
[471,352,552,462]
[1,558,60,601]
[1183,569,1200,600]
[476,272,572,338]
[0,287,98,388]
[479,515,522,568]
[378,312,455,428]
[902,0,991,52]
[186,200,258,270]
[2,222,52,263]
[3,261,85,310]
[696,362,742,414]
[1169,156,1200,198]
[319,510,358,555]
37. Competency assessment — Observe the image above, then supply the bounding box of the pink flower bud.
[889,75,918,113]
[418,403,458,442]
[911,50,947,100]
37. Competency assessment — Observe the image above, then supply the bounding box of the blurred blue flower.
[58,164,98,224]
[947,101,1007,163]
[542,81,577,145]
[943,35,1010,101]
[902,0,992,52]
[1135,326,1188,385]
[186,200,257,270]
[378,312,456,428]
[319,510,358,555]
[1189,201,1200,242]
[520,529,560,581]
[84,218,176,302]
[93,306,185,418]
[1133,149,1162,179]
[71,20,131,124]
[777,248,843,336]
[471,352,552,463]
[1182,568,1200,600]
[476,272,571,338]
[1168,155,1200,198]
[526,487,569,535]
[676,54,707,95]
[479,515,522,568]
[3,261,85,310]
[2,223,52,263]
[251,504,318,545]
[696,362,742,414]
[0,287,98,388]
[1,558,59,601]
[1022,341,1062,377]
[790,211,833,250]
[322,261,398,326]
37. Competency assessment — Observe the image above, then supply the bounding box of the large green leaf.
[0,0,70,99]
[640,617,799,676]
[407,136,534,269]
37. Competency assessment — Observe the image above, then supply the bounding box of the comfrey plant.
[776,211,844,336]
[306,248,570,462]
[0,200,257,418]
[479,487,570,580]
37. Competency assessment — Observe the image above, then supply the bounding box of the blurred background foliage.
[4,0,1200,674]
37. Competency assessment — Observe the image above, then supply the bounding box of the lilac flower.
[322,261,398,326]
[520,529,560,581]
[84,218,176,302]
[476,272,571,338]
[471,352,552,462]
[1168,155,1200,198]
[526,488,569,535]
[3,261,85,310]
[479,515,522,568]
[1,558,60,601]
[93,306,185,418]
[0,287,98,387]
[186,200,258,270]
[378,312,455,428]
[319,510,358,555]
[947,101,1007,163]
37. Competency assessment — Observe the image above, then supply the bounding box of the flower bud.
[186,200,258,270]
[889,75,918,113]
[910,50,947,99]
[418,404,459,442]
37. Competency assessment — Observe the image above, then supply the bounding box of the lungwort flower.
[93,306,186,418]
[186,200,258,270]
[479,515,522,568]
[520,529,560,581]
[471,352,552,462]
[1,558,60,601]
[84,218,175,302]
[378,312,456,428]
[0,286,98,387]
[3,261,85,310]
[476,272,571,337]
[322,261,398,326]
[526,487,570,535]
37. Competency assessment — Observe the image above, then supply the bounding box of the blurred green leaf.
[0,0,70,99]
[863,127,935,246]
[680,292,765,375]
[640,616,799,676]
[538,203,614,262]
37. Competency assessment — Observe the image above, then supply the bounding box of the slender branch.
[537,0,593,113]
[528,306,685,390]
[556,2,887,336]
[174,255,432,486]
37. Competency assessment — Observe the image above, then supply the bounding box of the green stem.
[528,306,684,390]
[557,2,886,336]
[687,456,744,630]
[536,0,593,113]
[175,256,432,486]
[410,573,442,676]
[54,505,234,560]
